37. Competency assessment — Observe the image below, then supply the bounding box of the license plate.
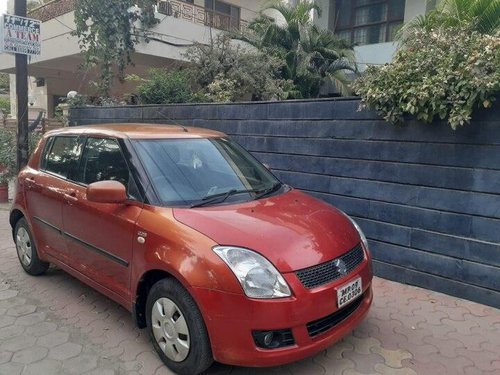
[337,277,362,308]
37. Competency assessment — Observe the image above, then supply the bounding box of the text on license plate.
[337,277,362,308]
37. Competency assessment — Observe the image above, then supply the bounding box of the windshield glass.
[133,138,282,207]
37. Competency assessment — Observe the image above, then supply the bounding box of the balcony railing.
[157,0,248,32]
[27,0,248,32]
[28,0,76,23]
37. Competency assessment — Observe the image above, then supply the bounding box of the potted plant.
[0,128,17,203]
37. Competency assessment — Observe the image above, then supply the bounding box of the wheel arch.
[133,269,180,328]
[9,209,25,240]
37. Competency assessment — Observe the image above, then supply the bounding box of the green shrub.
[205,75,237,103]
[0,73,9,94]
[0,97,10,116]
[0,129,42,184]
[185,35,291,102]
[130,69,193,105]
[352,27,500,129]
[0,128,16,184]
[66,94,88,107]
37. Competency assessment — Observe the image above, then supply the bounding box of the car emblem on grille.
[334,259,348,275]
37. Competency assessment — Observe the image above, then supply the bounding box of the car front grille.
[306,293,364,337]
[295,244,364,289]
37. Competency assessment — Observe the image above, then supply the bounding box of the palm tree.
[399,0,500,40]
[233,0,357,98]
[301,25,357,96]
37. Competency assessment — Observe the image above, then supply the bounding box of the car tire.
[14,218,49,276]
[146,278,213,375]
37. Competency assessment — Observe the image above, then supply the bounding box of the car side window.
[43,136,82,179]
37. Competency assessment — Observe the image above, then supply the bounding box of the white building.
[316,0,437,69]
[0,0,431,118]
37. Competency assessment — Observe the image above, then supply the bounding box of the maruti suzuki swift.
[10,124,373,375]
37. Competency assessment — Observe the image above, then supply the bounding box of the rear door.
[25,136,83,264]
[61,136,142,300]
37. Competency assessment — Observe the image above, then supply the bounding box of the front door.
[61,137,142,300]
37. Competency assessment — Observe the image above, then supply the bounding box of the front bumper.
[191,258,373,367]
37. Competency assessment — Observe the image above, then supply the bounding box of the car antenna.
[155,109,189,132]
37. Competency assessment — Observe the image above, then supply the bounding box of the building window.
[333,0,405,45]
[204,0,241,30]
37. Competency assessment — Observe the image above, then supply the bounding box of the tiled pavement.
[0,204,499,375]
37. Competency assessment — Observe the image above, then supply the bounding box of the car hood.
[173,189,360,272]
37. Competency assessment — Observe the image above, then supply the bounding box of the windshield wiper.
[190,189,246,208]
[190,183,283,208]
[254,182,282,200]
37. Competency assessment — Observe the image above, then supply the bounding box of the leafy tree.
[128,69,194,104]
[352,26,499,129]
[233,0,356,98]
[185,35,291,102]
[73,0,158,97]
[399,0,500,40]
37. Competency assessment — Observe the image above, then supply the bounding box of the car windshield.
[133,138,282,207]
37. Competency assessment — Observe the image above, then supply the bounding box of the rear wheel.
[14,218,49,276]
[146,278,213,375]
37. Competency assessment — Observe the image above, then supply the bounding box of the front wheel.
[146,278,213,375]
[14,218,49,276]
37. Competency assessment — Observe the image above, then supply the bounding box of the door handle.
[64,191,78,203]
[25,177,36,189]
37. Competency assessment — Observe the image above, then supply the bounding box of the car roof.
[44,123,226,139]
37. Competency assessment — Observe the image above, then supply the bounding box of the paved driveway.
[0,205,499,375]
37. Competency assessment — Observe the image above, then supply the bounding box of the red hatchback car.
[10,124,373,374]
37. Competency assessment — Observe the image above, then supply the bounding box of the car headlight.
[345,215,369,250]
[213,246,291,299]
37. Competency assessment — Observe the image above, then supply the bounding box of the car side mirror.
[86,180,127,204]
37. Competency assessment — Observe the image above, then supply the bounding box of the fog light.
[263,332,274,346]
[252,329,295,349]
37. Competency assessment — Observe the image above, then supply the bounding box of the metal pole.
[15,0,29,172]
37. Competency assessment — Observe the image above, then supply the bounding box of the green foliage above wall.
[353,27,500,129]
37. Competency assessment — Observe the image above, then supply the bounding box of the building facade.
[313,0,436,69]
[0,0,431,118]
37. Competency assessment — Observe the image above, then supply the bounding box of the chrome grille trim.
[295,244,364,289]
